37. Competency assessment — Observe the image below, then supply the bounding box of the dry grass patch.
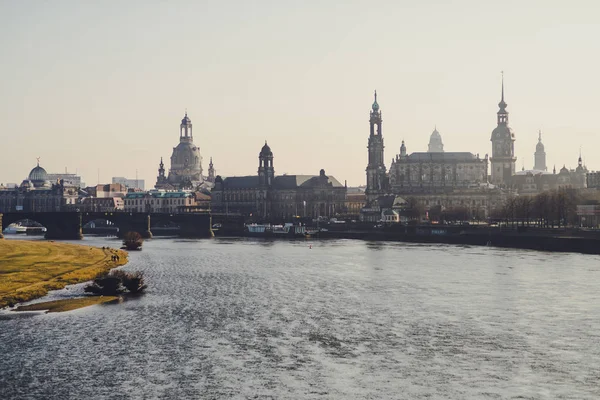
[0,240,127,308]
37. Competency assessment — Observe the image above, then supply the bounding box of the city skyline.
[1,1,598,187]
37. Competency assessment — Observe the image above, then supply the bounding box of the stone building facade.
[510,156,587,194]
[389,143,488,193]
[211,142,347,220]
[123,191,196,213]
[362,91,501,221]
[0,162,79,213]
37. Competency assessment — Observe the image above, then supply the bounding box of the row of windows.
[422,199,486,206]
[125,199,189,206]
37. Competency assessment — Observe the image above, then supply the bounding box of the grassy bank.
[0,240,127,308]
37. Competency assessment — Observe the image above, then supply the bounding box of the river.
[1,236,599,399]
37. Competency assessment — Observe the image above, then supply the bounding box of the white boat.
[3,223,27,234]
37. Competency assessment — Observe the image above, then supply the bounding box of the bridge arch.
[81,212,152,239]
[0,212,82,240]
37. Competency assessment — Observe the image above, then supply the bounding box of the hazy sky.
[1,0,598,187]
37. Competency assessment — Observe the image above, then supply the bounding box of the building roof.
[220,173,345,189]
[405,152,480,162]
[221,176,260,189]
[125,191,193,199]
[515,169,553,176]
[274,174,344,189]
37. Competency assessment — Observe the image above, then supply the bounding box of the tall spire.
[501,71,505,103]
[498,71,507,110]
[372,90,380,111]
[497,72,508,125]
[538,129,542,142]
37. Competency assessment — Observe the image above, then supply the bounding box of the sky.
[0,0,598,187]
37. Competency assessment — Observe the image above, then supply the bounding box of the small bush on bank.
[122,231,143,250]
[84,270,147,296]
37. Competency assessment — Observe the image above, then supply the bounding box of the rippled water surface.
[1,237,600,399]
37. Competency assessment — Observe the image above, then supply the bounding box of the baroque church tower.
[208,157,216,183]
[258,141,274,187]
[490,74,516,186]
[534,130,547,171]
[156,157,167,187]
[365,91,388,201]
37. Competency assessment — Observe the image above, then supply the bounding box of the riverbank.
[227,223,600,255]
[0,240,127,308]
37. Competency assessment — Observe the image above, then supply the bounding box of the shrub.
[110,270,147,294]
[84,270,146,296]
[122,231,143,250]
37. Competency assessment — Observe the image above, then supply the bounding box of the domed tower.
[167,112,203,189]
[400,140,407,158]
[428,126,444,152]
[258,141,274,186]
[490,73,516,185]
[365,90,387,201]
[534,130,547,171]
[28,159,50,188]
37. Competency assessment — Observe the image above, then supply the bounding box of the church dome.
[260,141,273,157]
[428,127,444,152]
[28,164,48,183]
[171,141,201,167]
[491,125,514,140]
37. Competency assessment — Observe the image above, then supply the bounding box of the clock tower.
[490,74,516,186]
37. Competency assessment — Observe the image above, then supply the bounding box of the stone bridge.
[0,212,214,240]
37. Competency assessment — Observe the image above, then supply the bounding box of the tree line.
[490,188,593,228]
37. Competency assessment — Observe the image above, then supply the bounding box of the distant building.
[389,142,489,194]
[207,157,216,183]
[587,171,600,189]
[361,195,407,223]
[94,183,128,198]
[79,197,124,212]
[427,127,444,152]
[345,187,367,219]
[155,112,206,190]
[47,172,83,187]
[490,75,517,186]
[365,91,389,202]
[211,142,347,220]
[533,130,547,171]
[0,161,79,212]
[123,191,196,213]
[510,156,587,193]
[112,177,145,190]
[361,91,499,220]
